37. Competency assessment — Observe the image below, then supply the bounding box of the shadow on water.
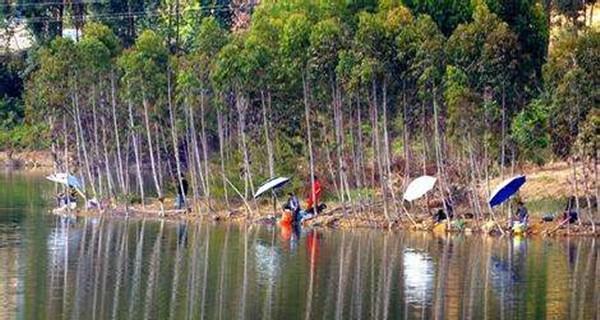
[0,173,598,319]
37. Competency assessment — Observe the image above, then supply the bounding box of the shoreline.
[56,201,599,238]
[4,151,597,237]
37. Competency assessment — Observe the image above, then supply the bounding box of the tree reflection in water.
[4,217,598,319]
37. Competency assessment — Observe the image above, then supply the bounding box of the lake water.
[0,172,598,319]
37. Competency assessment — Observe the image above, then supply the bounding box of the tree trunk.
[432,88,450,226]
[402,80,410,182]
[74,91,96,198]
[199,91,211,201]
[237,93,255,212]
[371,80,389,223]
[381,80,398,218]
[110,72,126,193]
[156,124,167,191]
[356,98,366,189]
[349,100,361,190]
[167,70,186,208]
[127,93,145,207]
[188,101,207,199]
[332,81,348,207]
[217,109,230,207]
[261,90,275,178]
[141,91,164,214]
[303,73,316,214]
[100,107,114,199]
[91,85,103,197]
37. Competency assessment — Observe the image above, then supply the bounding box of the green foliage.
[83,22,122,58]
[511,98,550,164]
[545,29,599,158]
[280,13,311,73]
[25,37,78,119]
[0,54,25,130]
[444,65,481,141]
[119,30,169,102]
[575,109,599,159]
[403,0,473,36]
[485,0,549,88]
[309,18,347,79]
[0,123,49,150]
[8,0,599,198]
[412,14,445,99]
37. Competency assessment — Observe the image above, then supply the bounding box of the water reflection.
[1,216,598,319]
[403,249,434,306]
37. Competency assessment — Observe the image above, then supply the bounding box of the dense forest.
[0,0,598,219]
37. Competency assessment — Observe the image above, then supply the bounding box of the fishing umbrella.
[403,175,437,201]
[46,173,85,198]
[254,177,291,213]
[488,175,526,207]
[254,177,290,199]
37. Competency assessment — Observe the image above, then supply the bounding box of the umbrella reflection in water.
[403,248,435,305]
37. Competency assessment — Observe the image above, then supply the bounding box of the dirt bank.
[0,150,54,169]
[58,195,598,238]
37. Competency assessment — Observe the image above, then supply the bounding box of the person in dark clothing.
[283,192,301,223]
[433,199,454,223]
[57,187,78,207]
[562,196,579,224]
[176,175,189,210]
[515,200,529,225]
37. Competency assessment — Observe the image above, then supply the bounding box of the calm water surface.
[0,172,598,319]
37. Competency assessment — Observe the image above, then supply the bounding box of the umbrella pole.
[488,205,506,236]
[272,191,277,215]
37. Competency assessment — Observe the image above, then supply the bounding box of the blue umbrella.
[488,175,526,207]
[46,173,85,197]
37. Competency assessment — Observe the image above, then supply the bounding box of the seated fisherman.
[283,192,301,223]
[562,196,579,224]
[514,200,529,225]
[56,187,77,207]
[433,199,454,223]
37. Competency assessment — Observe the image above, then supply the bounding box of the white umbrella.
[254,177,290,199]
[254,177,291,214]
[46,173,85,198]
[403,175,437,201]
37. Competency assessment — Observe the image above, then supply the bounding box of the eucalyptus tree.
[241,12,282,180]
[336,50,365,190]
[212,35,257,201]
[76,34,113,197]
[26,38,77,173]
[309,17,349,204]
[119,30,169,213]
[446,4,520,198]
[353,9,411,221]
[444,65,484,216]
[179,16,228,208]
[479,17,519,173]
[279,12,316,211]
[410,14,450,214]
[83,23,126,194]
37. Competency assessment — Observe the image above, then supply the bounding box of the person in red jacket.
[306,175,322,214]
